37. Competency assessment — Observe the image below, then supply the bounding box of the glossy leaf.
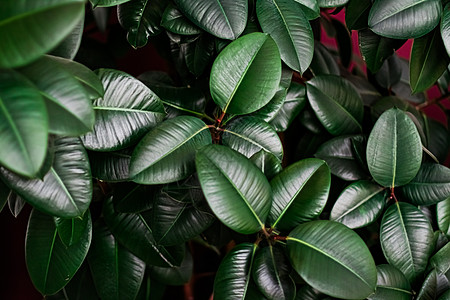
[210,32,282,115]
[102,197,184,268]
[0,69,48,177]
[118,0,166,48]
[345,0,371,30]
[0,0,85,68]
[130,116,211,184]
[252,245,296,300]
[371,96,423,122]
[0,137,92,218]
[315,135,369,181]
[161,3,201,35]
[391,58,426,104]
[214,243,257,300]
[148,248,193,286]
[88,220,145,300]
[307,75,364,136]
[374,54,403,89]
[380,202,434,282]
[367,108,422,188]
[174,0,247,40]
[257,0,313,73]
[26,209,92,295]
[442,3,450,57]
[112,182,156,213]
[196,145,272,234]
[401,163,450,206]
[50,15,84,60]
[309,43,340,76]
[222,116,283,161]
[430,242,450,276]
[368,0,442,39]
[269,158,330,231]
[250,150,283,181]
[81,69,165,151]
[184,33,216,77]
[416,269,450,300]
[330,181,386,229]
[437,197,450,236]
[317,0,348,7]
[19,55,95,136]
[367,264,412,300]
[253,89,287,123]
[410,28,450,93]
[89,150,131,182]
[287,220,377,299]
[90,0,132,7]
[54,210,90,247]
[294,0,319,20]
[7,192,26,218]
[423,116,450,163]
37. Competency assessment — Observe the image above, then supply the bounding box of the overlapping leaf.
[148,248,193,286]
[161,3,201,35]
[294,0,319,20]
[250,150,283,181]
[54,210,91,247]
[437,197,450,236]
[367,264,412,300]
[317,0,348,7]
[89,149,131,182]
[345,0,372,30]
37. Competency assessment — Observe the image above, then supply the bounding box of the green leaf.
[89,149,131,182]
[214,243,257,300]
[410,28,450,93]
[102,196,185,268]
[442,3,450,57]
[0,69,48,177]
[7,192,26,218]
[257,0,313,73]
[210,32,282,115]
[81,69,165,151]
[295,285,324,300]
[118,0,167,48]
[152,177,215,246]
[380,202,434,282]
[196,145,272,234]
[0,137,92,218]
[317,0,348,7]
[222,116,283,161]
[423,116,450,163]
[345,0,372,30]
[330,181,386,229]
[130,116,211,184]
[26,208,92,295]
[88,220,145,300]
[50,15,84,60]
[367,108,422,188]
[315,135,370,181]
[90,0,132,7]
[54,210,90,247]
[307,75,364,136]
[430,242,450,277]
[368,0,442,39]
[253,89,287,123]
[401,163,450,206]
[184,33,216,77]
[252,245,296,300]
[161,3,201,35]
[439,290,450,300]
[437,197,450,236]
[287,220,377,299]
[250,150,283,181]
[309,43,340,76]
[416,269,450,300]
[0,0,86,68]
[294,0,319,20]
[371,96,422,122]
[18,55,95,136]
[367,264,412,300]
[148,248,193,286]
[269,158,330,231]
[174,0,247,40]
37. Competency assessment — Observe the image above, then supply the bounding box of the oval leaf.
[257,0,314,74]
[210,32,282,115]
[307,75,364,136]
[0,137,92,218]
[55,210,90,247]
[89,149,131,182]
[437,197,450,236]
[161,3,201,35]
[330,180,386,229]
[287,220,377,299]
[367,108,422,188]
[250,150,283,181]
[214,243,257,300]
[368,0,442,39]
[174,0,247,40]
[129,116,211,184]
[196,145,272,234]
[441,3,450,57]
[0,0,85,68]
[368,264,412,300]
[416,268,450,300]
[269,158,330,231]
[380,202,434,282]
[26,208,92,295]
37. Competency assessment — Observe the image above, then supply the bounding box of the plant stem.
[390,187,398,203]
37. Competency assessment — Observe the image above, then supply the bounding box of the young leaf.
[0,0,86,68]
[173,0,247,40]
[26,208,92,295]
[129,116,211,184]
[210,32,282,115]
[287,220,377,299]
[88,220,145,300]
[81,69,166,151]
[400,163,450,206]
[0,69,48,177]
[222,116,284,161]
[367,264,412,300]
[0,137,92,218]
[380,202,434,283]
[366,108,422,188]
[196,145,272,234]
[330,181,386,229]
[368,0,442,39]
[214,243,257,300]
[257,0,314,74]
[269,158,330,231]
[437,197,450,236]
[307,75,364,136]
[54,210,91,247]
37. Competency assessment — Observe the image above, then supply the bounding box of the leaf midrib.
[51,168,81,216]
[43,229,58,292]
[93,106,166,114]
[334,188,384,221]
[223,128,280,159]
[370,0,430,26]
[394,203,416,276]
[411,30,436,92]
